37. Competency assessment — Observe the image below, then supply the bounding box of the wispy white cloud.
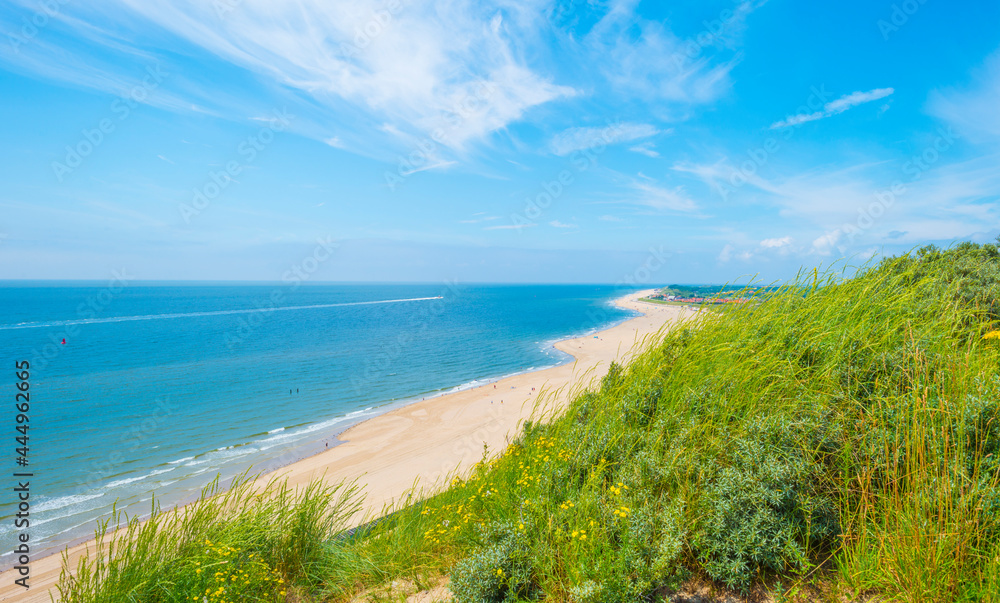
[399,160,457,176]
[0,0,576,157]
[485,223,536,230]
[631,180,699,213]
[718,244,733,262]
[770,87,894,129]
[629,141,660,157]
[760,236,791,248]
[0,0,766,169]
[550,122,659,156]
[585,0,765,105]
[718,243,753,262]
[674,147,1000,259]
[811,230,842,256]
[549,220,577,228]
[928,48,1000,144]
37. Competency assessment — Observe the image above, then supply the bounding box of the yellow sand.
[0,291,691,602]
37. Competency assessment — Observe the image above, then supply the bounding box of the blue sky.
[1,0,998,284]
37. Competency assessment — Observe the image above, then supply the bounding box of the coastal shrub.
[692,417,839,591]
[450,522,536,603]
[619,377,662,427]
[573,392,601,425]
[567,579,604,603]
[599,498,689,600]
[600,361,625,392]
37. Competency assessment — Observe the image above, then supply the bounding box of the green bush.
[692,417,839,591]
[450,522,537,603]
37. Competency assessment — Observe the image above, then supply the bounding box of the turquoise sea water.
[0,282,636,566]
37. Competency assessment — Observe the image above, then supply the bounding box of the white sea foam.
[33,493,103,513]
[104,468,172,489]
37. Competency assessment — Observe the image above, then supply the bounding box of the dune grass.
[56,473,360,602]
[59,242,1000,602]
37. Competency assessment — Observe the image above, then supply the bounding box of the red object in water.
[61,338,66,344]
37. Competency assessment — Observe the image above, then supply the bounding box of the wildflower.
[984,331,1000,340]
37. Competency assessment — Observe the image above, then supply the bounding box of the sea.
[0,282,637,567]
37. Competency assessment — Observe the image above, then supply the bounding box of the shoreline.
[0,295,636,576]
[0,290,692,602]
[0,295,634,573]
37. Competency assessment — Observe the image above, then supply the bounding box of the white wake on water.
[0,296,443,330]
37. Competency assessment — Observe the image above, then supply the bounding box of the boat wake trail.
[0,297,443,331]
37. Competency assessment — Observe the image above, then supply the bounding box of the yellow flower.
[983,331,1000,340]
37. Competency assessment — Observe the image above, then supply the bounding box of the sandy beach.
[0,290,692,602]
